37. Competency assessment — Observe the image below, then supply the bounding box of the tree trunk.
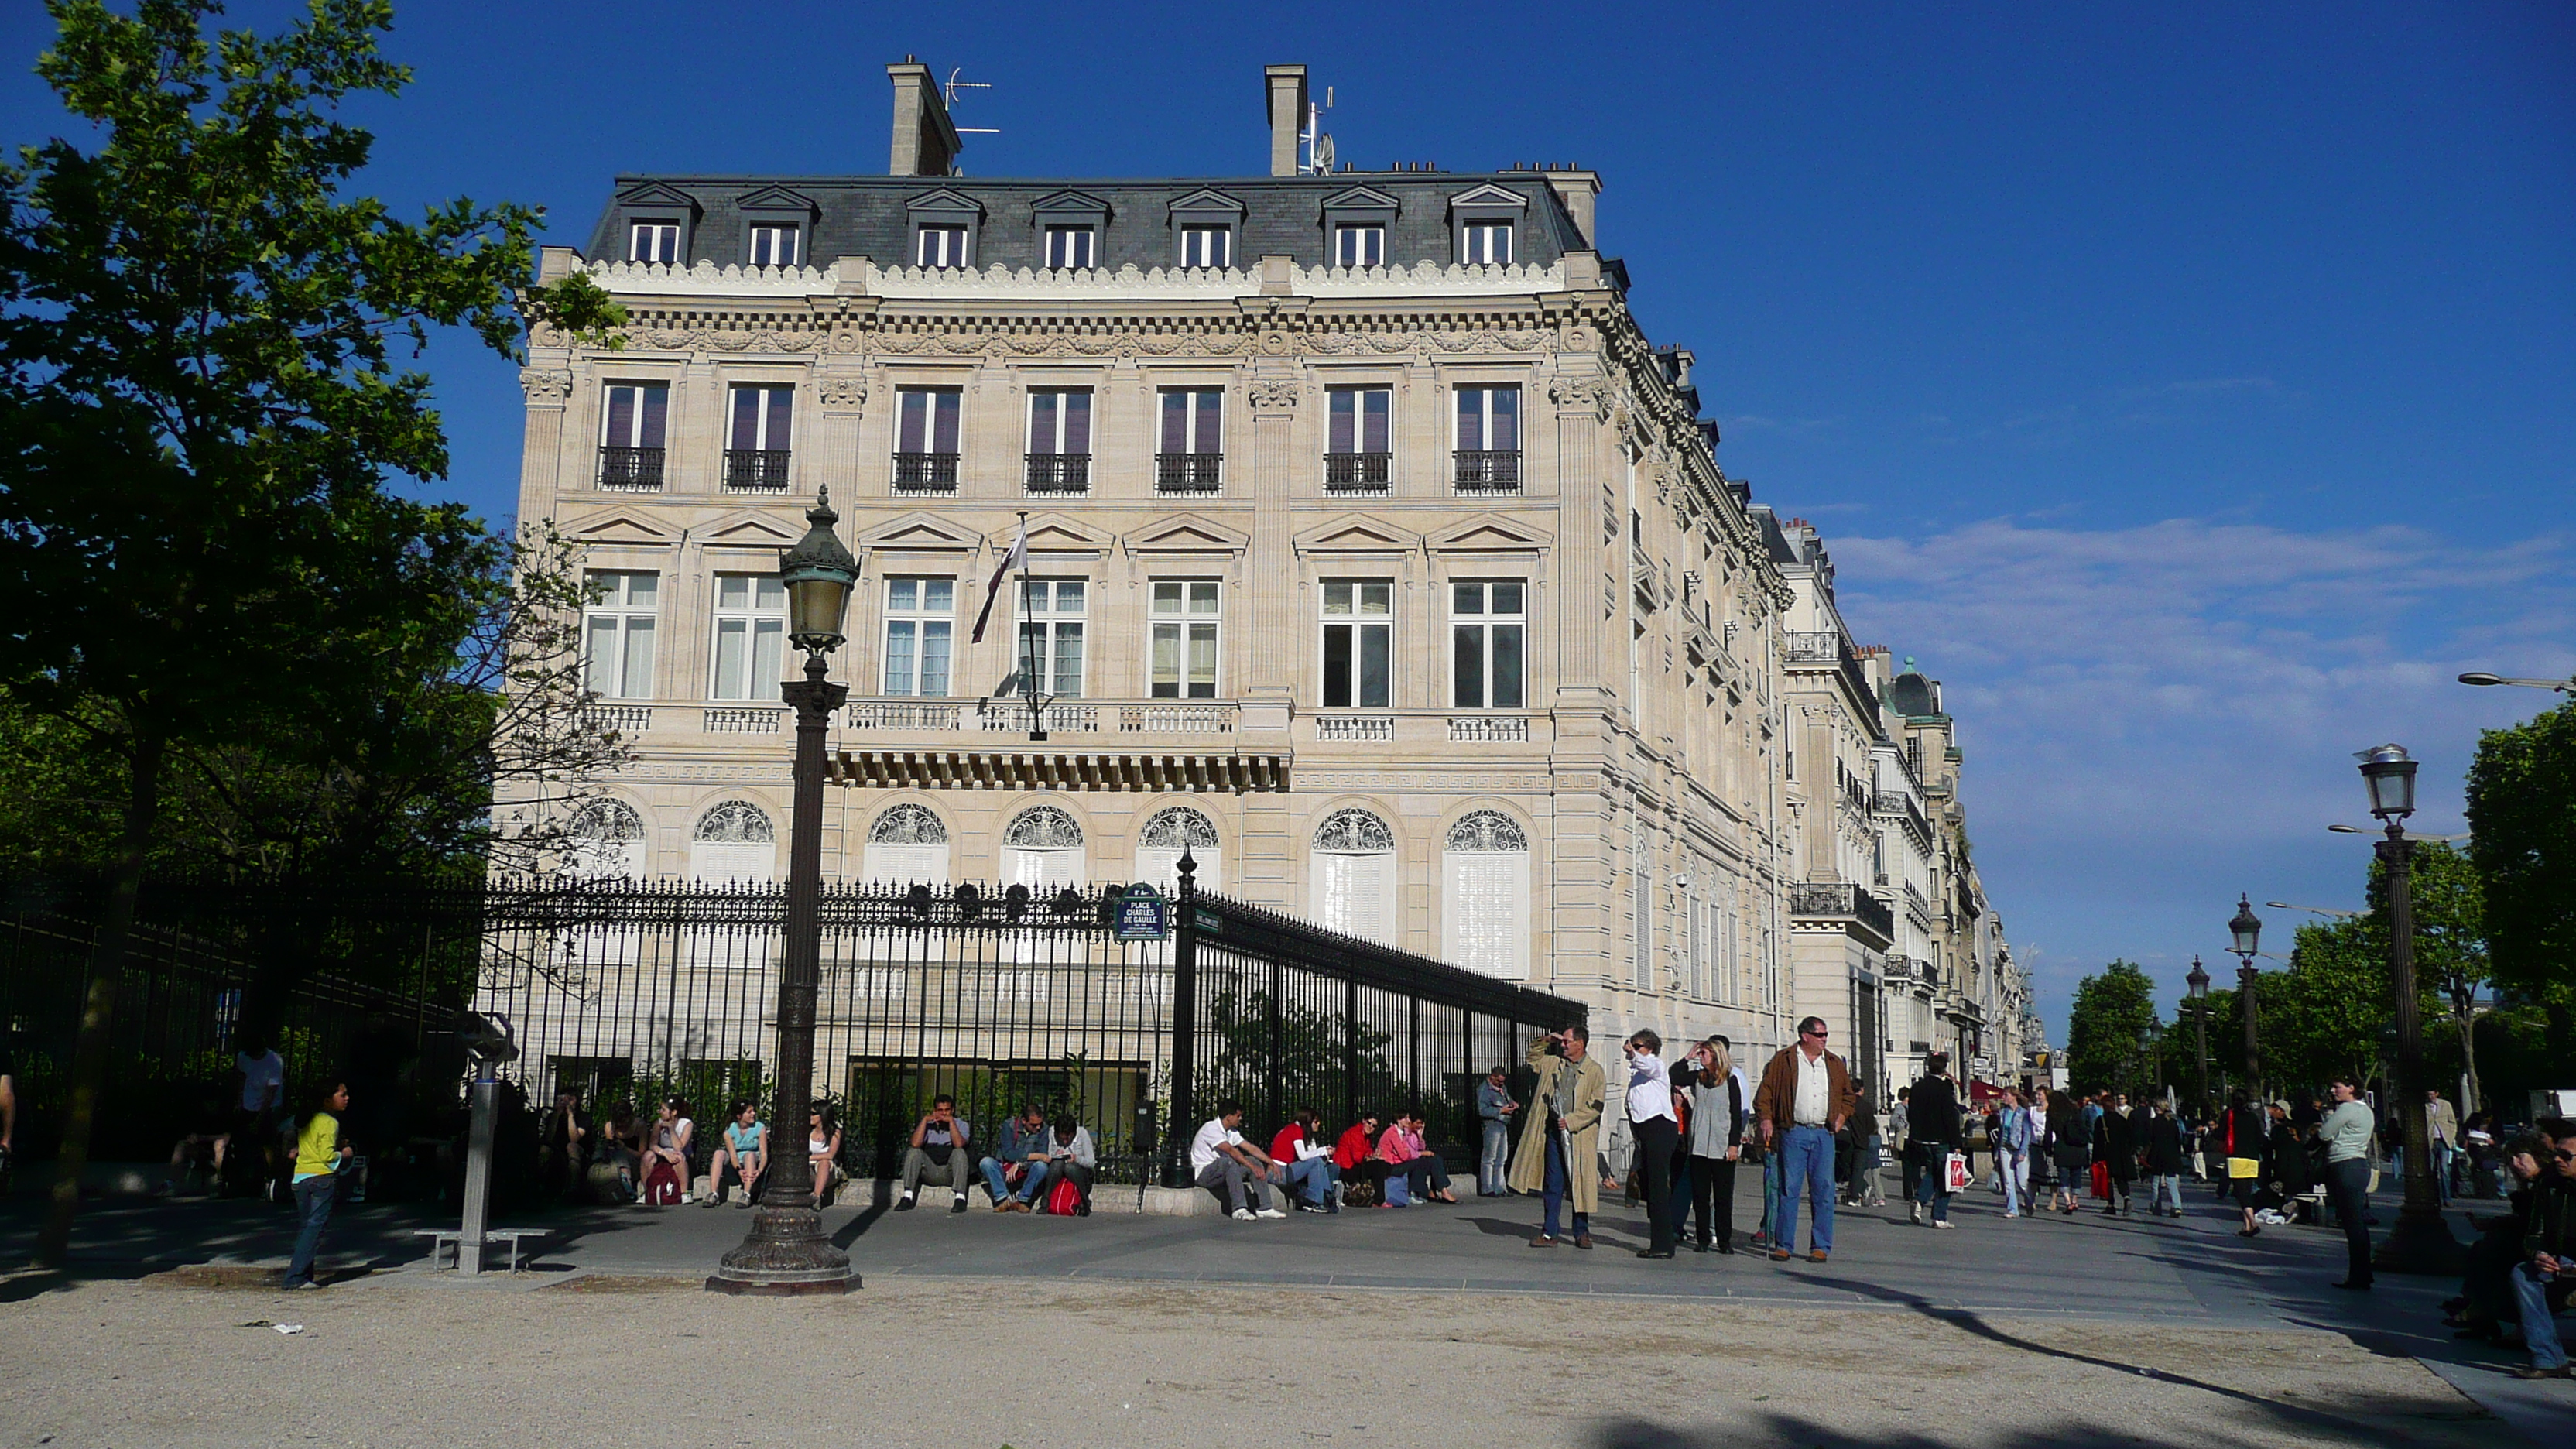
[37,725,163,1267]
[2458,1009,2481,1117]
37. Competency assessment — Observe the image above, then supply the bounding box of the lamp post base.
[705,1204,859,1296]
[2371,1204,2466,1276]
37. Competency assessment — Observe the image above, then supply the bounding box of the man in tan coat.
[1750,1016,1858,1262]
[1509,1025,1604,1249]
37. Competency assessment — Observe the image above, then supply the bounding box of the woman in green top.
[284,1081,351,1290]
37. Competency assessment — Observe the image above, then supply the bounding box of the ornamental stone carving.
[519,368,573,406]
[1548,374,1610,418]
[1247,379,1301,410]
[817,375,868,409]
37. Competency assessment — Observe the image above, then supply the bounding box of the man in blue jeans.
[2506,1119,2574,1380]
[1750,1017,1858,1264]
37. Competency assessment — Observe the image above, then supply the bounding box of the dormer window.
[916,225,969,268]
[1179,224,1231,269]
[629,220,680,264]
[1044,225,1095,269]
[1334,224,1385,267]
[1461,221,1513,265]
[747,223,799,267]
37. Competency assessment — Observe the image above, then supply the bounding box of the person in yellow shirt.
[283,1081,351,1290]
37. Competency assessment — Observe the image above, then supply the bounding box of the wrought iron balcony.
[597,447,664,491]
[1451,450,1522,495]
[1156,452,1223,494]
[1023,452,1091,494]
[1788,881,1896,943]
[1324,451,1392,492]
[722,449,790,492]
[892,451,960,492]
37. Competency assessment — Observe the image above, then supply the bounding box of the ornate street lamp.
[2184,956,2211,1114]
[711,490,861,1296]
[2355,742,2464,1273]
[2228,895,2263,1101]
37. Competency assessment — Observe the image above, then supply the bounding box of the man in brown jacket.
[1750,1016,1858,1262]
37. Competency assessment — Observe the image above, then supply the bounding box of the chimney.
[1541,168,1601,248]
[1265,64,1308,177]
[888,59,961,177]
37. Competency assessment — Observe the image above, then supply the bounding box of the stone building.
[513,61,1804,1066]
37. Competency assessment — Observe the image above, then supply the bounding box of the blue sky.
[5,3,2570,1042]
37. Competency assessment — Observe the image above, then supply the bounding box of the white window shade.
[690,841,774,884]
[862,842,949,887]
[1443,851,1530,981]
[1311,851,1397,947]
[1133,847,1219,897]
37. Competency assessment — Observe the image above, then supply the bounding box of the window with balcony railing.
[1025,389,1091,495]
[1158,387,1222,494]
[1327,385,1391,493]
[892,452,958,492]
[1453,385,1521,494]
[598,381,667,491]
[1156,452,1222,493]
[1452,451,1521,493]
[598,446,665,491]
[895,386,961,492]
[1023,454,1090,493]
[723,450,790,491]
[1325,451,1392,492]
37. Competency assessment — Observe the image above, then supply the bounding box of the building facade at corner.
[510,61,2026,1101]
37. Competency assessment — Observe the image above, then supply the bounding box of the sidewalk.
[5,1170,2566,1444]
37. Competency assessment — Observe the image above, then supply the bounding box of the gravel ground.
[0,1269,2508,1449]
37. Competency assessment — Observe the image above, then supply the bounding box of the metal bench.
[413,1227,548,1273]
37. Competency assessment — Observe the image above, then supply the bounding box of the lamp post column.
[2374,825,2462,1273]
[2238,961,2261,1104]
[710,653,854,1294]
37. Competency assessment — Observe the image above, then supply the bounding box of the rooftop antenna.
[945,67,999,174]
[1301,84,1334,176]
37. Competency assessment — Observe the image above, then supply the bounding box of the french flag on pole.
[968,520,1028,644]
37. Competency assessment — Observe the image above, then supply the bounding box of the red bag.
[1044,1174,1081,1216]
[642,1156,683,1206]
[2090,1161,2110,1201]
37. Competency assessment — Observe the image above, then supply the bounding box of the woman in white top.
[1622,1029,1680,1259]
[639,1098,694,1205]
[807,1102,842,1209]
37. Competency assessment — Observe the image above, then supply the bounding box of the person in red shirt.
[1332,1112,1387,1204]
[1267,1108,1338,1212]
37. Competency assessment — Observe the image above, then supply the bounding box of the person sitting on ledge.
[979,1104,1053,1213]
[896,1095,973,1214]
[1190,1100,1287,1221]
[1268,1108,1340,1212]
[1376,1109,1457,1204]
[1331,1112,1386,1205]
[704,1100,766,1208]
[1036,1114,1096,1214]
[807,1102,841,1210]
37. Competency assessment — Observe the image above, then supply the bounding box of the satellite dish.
[1314,133,1335,173]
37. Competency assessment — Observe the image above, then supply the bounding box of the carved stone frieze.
[519,368,573,406]
[1247,379,1301,410]
[816,375,868,409]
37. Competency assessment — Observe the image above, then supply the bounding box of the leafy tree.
[2064,960,2160,1095]
[2466,698,2576,1061]
[0,0,611,1264]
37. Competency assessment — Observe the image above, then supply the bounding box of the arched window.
[1442,810,1532,981]
[689,800,776,883]
[1309,807,1397,946]
[566,799,647,879]
[862,803,950,887]
[1136,805,1220,895]
[1003,803,1085,894]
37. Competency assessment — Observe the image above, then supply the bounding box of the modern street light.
[709,489,861,1297]
[2185,956,2211,1112]
[2228,894,2263,1101]
[2355,742,2464,1273]
[2266,899,2358,920]
[2456,670,2574,694]
[2328,823,2467,842]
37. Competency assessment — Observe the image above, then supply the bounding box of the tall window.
[1136,806,1220,896]
[690,800,776,885]
[1003,805,1086,895]
[1016,579,1086,697]
[1452,384,1521,492]
[1444,810,1532,981]
[598,382,669,489]
[894,386,961,490]
[747,222,798,267]
[1150,580,1220,699]
[1310,807,1397,946]
[1451,580,1526,709]
[1025,389,1091,494]
[881,577,954,697]
[1043,225,1094,269]
[628,219,680,263]
[1321,578,1392,708]
[915,224,968,267]
[1461,220,1513,264]
[583,570,658,699]
[1334,223,1385,267]
[1325,386,1392,492]
[725,384,793,491]
[566,800,647,879]
[862,803,950,886]
[1178,224,1230,269]
[708,574,786,701]
[1157,387,1223,493]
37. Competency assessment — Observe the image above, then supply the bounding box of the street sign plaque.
[1112,882,1170,942]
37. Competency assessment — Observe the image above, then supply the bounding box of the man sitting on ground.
[1190,1100,1288,1221]
[1036,1115,1097,1214]
[705,1100,766,1208]
[978,1104,1053,1213]
[896,1095,974,1214]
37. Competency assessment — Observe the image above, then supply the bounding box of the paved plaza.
[2,1172,2567,1447]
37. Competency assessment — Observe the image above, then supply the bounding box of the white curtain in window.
[1312,851,1396,947]
[1442,851,1528,981]
[689,801,776,884]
